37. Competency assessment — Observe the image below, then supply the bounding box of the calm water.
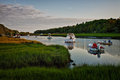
[21,36,120,67]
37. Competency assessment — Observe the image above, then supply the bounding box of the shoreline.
[0,36,41,44]
[39,34,120,39]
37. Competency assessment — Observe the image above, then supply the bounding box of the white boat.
[15,33,20,38]
[47,36,52,39]
[88,43,105,54]
[47,33,52,39]
[27,34,30,37]
[65,33,76,43]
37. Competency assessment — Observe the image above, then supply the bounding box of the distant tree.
[34,18,120,34]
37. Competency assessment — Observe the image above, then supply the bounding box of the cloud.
[0,4,91,32]
[0,4,45,18]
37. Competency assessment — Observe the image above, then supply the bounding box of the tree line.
[34,18,120,34]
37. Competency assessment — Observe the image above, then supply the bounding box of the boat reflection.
[65,43,75,50]
[88,50,104,58]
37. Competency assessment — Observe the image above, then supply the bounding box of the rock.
[72,63,76,66]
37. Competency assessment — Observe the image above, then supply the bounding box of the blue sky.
[0,0,120,32]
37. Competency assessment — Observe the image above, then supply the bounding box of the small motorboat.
[97,40,112,45]
[88,42,105,54]
[47,33,52,39]
[65,33,76,43]
[40,33,43,36]
[47,36,52,39]
[27,34,30,37]
[100,43,112,45]
[15,33,20,38]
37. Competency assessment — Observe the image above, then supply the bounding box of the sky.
[0,0,120,32]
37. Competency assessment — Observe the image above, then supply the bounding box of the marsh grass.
[0,37,41,43]
[0,66,120,80]
[0,43,70,69]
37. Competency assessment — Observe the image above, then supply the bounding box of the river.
[21,36,120,67]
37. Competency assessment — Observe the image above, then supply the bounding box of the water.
[21,36,120,67]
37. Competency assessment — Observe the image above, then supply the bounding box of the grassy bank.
[0,37,41,44]
[0,37,70,69]
[0,66,120,80]
[41,33,120,38]
[0,43,70,69]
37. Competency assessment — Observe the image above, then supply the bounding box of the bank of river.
[0,37,70,68]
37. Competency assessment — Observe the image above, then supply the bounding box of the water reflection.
[65,43,75,50]
[88,51,104,58]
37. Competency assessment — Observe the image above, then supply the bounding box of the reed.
[0,43,70,69]
[0,65,120,80]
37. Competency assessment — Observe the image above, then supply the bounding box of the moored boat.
[88,42,105,54]
[65,33,76,43]
[97,40,112,45]
[15,33,20,38]
[47,33,52,39]
[47,36,52,39]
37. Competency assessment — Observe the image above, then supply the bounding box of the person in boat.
[92,42,97,48]
[108,40,112,44]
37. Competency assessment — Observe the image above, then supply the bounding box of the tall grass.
[0,43,70,69]
[0,66,120,80]
[0,37,41,43]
